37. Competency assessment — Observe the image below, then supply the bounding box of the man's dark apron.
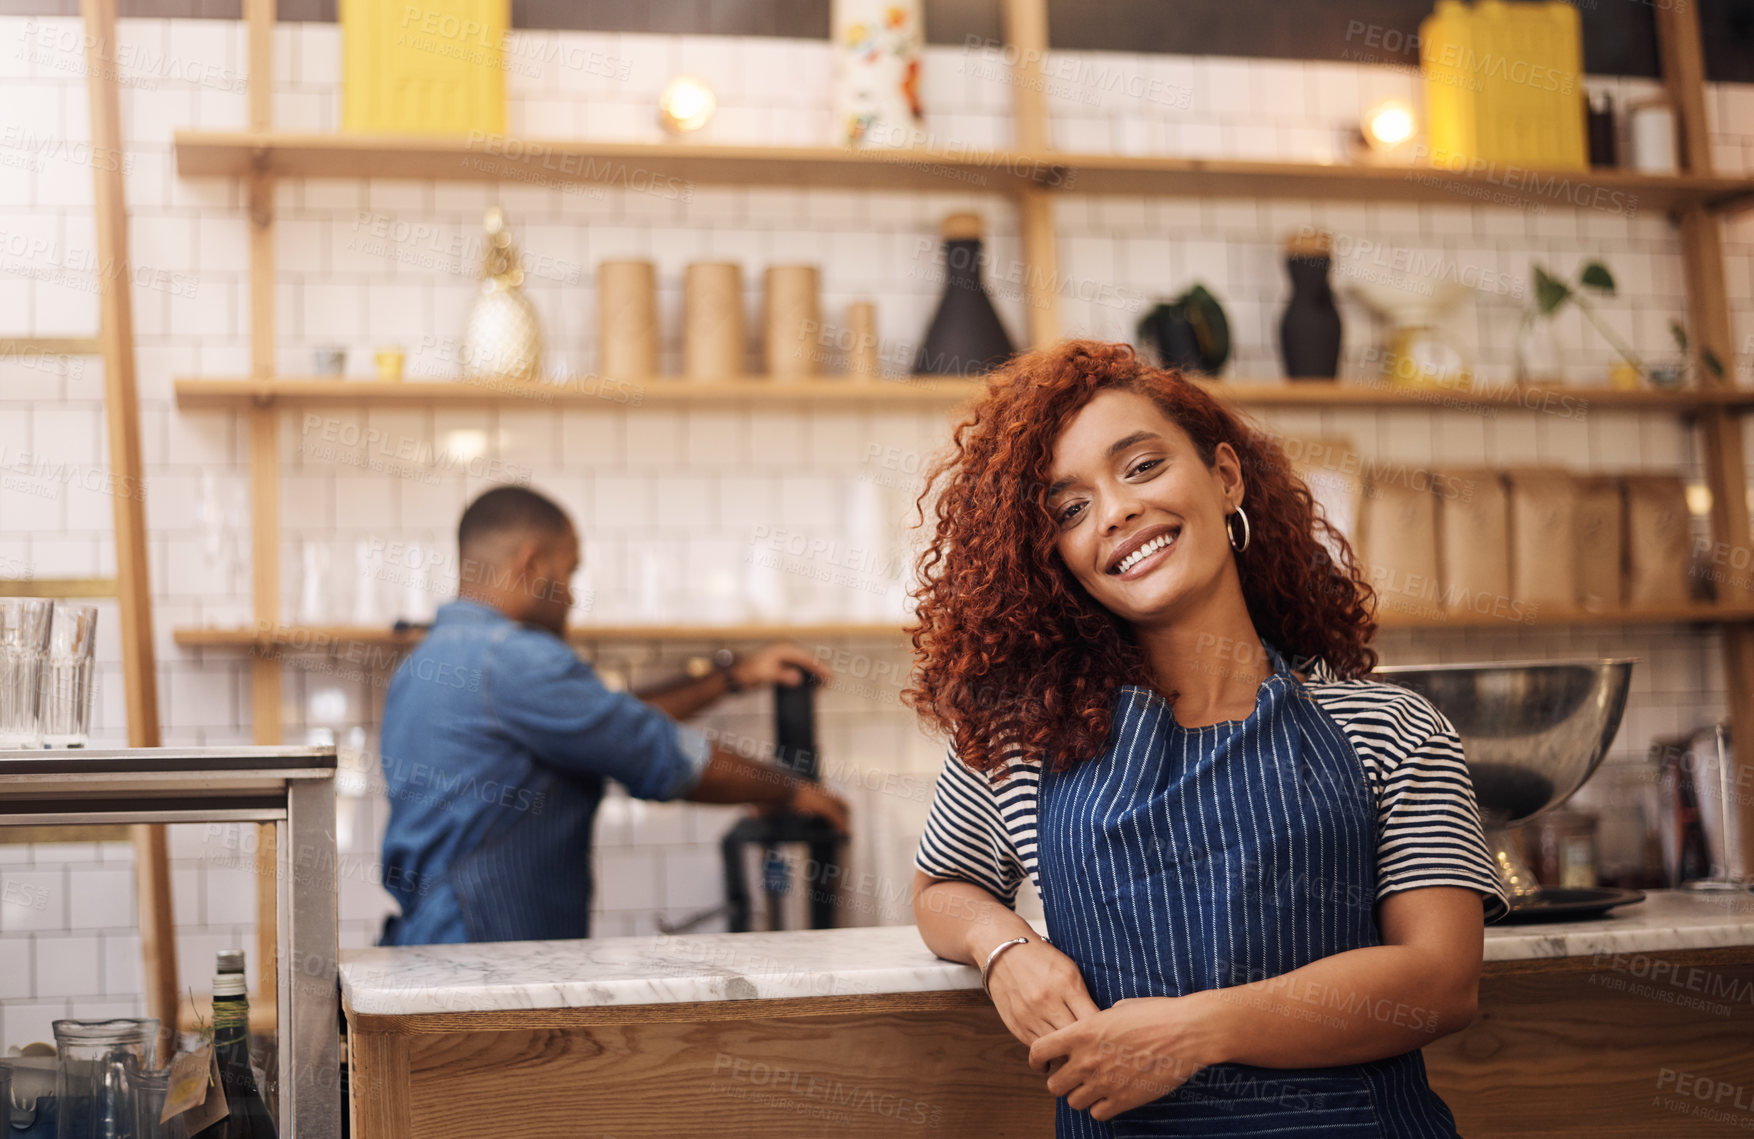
[447,762,599,942]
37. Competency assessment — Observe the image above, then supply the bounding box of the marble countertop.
[1480,888,1754,963]
[340,889,1754,1017]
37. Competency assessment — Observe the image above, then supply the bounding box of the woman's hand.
[1027,995,1224,1122]
[984,938,1102,1047]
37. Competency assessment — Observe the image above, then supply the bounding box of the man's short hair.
[458,485,572,556]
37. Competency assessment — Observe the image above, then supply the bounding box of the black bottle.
[1279,230,1342,380]
[1587,92,1618,169]
[194,950,278,1139]
[914,212,1016,376]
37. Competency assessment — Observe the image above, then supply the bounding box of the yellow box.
[1420,0,1587,171]
[342,0,508,136]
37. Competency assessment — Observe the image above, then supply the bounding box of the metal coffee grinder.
[719,674,845,931]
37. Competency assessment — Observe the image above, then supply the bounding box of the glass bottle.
[460,206,542,384]
[192,951,277,1139]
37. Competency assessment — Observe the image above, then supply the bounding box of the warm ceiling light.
[1364,100,1417,150]
[659,76,717,134]
[442,428,488,462]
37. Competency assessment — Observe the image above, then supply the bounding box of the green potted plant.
[1519,260,1724,389]
[1136,284,1231,377]
[1517,260,1641,384]
[1653,321,1726,390]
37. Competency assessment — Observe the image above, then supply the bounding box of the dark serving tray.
[1496,886,1647,923]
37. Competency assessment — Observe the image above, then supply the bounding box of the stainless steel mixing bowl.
[1372,658,1636,826]
[1372,658,1637,912]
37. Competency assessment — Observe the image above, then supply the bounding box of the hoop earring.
[1227,506,1251,552]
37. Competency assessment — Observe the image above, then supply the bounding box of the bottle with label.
[193,950,278,1139]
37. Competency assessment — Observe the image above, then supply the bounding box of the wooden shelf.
[174,622,912,649]
[173,375,1754,414]
[0,336,101,356]
[0,577,117,598]
[1049,152,1754,213]
[1375,603,1754,630]
[174,604,1754,655]
[1209,379,1754,413]
[173,131,1754,213]
[172,131,1066,194]
[173,376,984,410]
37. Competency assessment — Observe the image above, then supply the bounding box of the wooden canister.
[763,265,821,381]
[846,301,879,378]
[597,260,659,380]
[684,262,746,381]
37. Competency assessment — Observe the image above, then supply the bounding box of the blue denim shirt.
[378,599,710,945]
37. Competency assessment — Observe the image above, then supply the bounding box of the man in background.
[378,484,847,945]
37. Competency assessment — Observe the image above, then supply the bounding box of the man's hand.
[1028,996,1223,1122]
[785,780,851,833]
[733,642,832,688]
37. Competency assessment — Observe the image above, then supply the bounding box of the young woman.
[908,341,1507,1137]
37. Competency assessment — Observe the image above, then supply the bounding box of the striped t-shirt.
[914,657,1510,923]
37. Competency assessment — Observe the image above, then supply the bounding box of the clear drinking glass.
[52,1018,159,1139]
[296,538,330,625]
[131,1067,189,1139]
[39,604,98,748]
[0,598,53,748]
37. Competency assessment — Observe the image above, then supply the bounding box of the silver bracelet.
[980,936,1032,997]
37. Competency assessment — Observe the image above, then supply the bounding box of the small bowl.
[1646,363,1686,390]
[312,346,347,376]
[374,348,406,382]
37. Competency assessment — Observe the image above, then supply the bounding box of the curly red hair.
[904,340,1378,774]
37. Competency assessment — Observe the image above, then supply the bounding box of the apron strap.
[1260,637,1292,679]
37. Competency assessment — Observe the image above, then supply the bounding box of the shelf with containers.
[172,375,987,409]
[172,622,915,650]
[167,603,1754,657]
[166,2,1754,924]
[173,130,1754,214]
[172,375,1754,414]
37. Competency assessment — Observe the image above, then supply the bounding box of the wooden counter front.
[345,990,1052,1138]
[1428,946,1754,1138]
[342,897,1754,1138]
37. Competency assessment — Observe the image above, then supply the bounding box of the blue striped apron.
[1036,641,1463,1138]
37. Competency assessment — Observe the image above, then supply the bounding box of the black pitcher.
[1279,231,1342,380]
[914,212,1016,376]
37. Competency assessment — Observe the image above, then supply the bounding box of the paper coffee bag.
[1434,469,1509,615]
[1573,475,1624,611]
[1356,471,1440,620]
[1505,468,1577,610]
[1623,474,1692,607]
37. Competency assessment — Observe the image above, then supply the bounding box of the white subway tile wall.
[0,15,1751,1028]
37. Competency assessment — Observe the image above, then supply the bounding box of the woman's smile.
[1108,523,1182,579]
